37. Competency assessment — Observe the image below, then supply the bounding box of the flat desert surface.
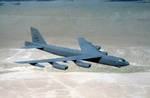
[0,71,150,98]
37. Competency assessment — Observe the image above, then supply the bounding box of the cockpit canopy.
[118,59,126,62]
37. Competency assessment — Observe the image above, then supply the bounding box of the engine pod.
[101,51,108,55]
[95,45,101,50]
[30,63,45,68]
[50,62,68,70]
[74,60,91,68]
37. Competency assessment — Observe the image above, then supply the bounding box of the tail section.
[23,27,47,49]
[31,27,47,45]
[24,41,43,49]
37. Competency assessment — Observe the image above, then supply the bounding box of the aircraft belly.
[85,57,101,63]
[99,57,110,65]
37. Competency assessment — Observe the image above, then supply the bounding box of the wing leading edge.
[16,54,101,64]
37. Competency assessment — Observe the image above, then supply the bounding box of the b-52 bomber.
[16,27,129,70]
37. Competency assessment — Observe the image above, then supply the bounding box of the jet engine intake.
[50,62,68,70]
[30,63,45,68]
[101,51,108,55]
[95,45,101,50]
[74,61,91,68]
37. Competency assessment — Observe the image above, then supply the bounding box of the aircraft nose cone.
[124,61,129,66]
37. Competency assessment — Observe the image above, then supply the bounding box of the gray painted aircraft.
[16,27,129,70]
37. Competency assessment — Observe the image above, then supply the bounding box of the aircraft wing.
[78,38,100,54]
[16,54,101,64]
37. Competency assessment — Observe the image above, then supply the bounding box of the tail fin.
[30,27,47,45]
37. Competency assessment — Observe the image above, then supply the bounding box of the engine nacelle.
[74,61,91,68]
[50,62,68,70]
[95,45,101,50]
[30,63,45,68]
[101,51,108,55]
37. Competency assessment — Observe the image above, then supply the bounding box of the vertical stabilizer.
[31,27,47,45]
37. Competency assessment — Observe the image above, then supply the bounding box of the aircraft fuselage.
[39,44,129,68]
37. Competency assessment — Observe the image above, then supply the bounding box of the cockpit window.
[118,59,125,62]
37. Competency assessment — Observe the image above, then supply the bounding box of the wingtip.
[15,60,26,64]
[15,61,21,63]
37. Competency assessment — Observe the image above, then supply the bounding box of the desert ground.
[0,0,150,98]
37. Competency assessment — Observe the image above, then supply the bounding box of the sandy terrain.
[0,70,150,98]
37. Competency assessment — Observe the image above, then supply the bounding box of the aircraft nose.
[117,61,129,68]
[124,61,129,66]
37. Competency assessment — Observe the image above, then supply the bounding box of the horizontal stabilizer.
[23,41,43,49]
